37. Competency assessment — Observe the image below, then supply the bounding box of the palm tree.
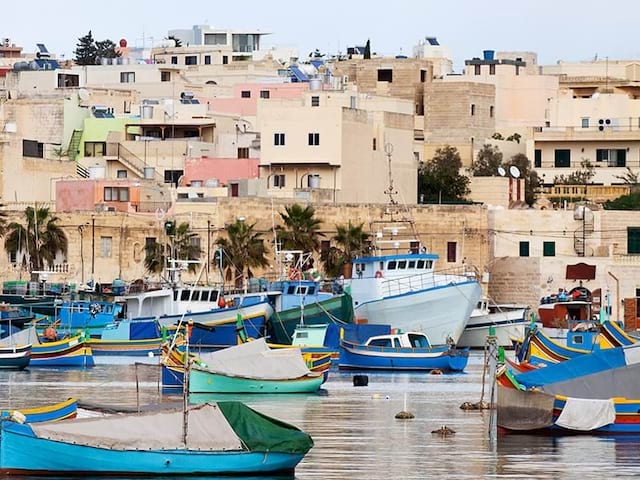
[4,205,68,276]
[215,220,269,288]
[321,221,370,278]
[144,222,203,276]
[276,204,324,253]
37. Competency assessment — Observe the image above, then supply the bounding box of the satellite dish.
[509,166,521,178]
[497,167,506,177]
[78,89,91,102]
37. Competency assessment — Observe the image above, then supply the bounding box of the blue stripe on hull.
[0,423,303,475]
[31,354,94,367]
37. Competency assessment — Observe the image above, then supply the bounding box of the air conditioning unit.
[95,203,107,212]
[106,206,116,212]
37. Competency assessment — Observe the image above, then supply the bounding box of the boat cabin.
[365,332,432,349]
[268,280,332,311]
[351,253,438,281]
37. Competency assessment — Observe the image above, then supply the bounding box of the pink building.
[183,157,259,186]
[206,83,308,116]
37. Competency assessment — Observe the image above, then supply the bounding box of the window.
[377,69,393,82]
[597,149,626,167]
[420,70,427,82]
[204,55,211,65]
[471,104,476,116]
[23,139,44,158]
[581,117,590,128]
[474,64,481,75]
[308,133,320,146]
[273,174,285,188]
[320,240,330,254]
[447,242,457,263]
[116,170,127,179]
[204,33,227,45]
[84,142,105,157]
[628,227,640,254]
[274,133,285,146]
[104,187,129,202]
[120,72,135,83]
[519,241,530,257]
[171,56,178,65]
[388,261,397,270]
[543,241,556,257]
[534,149,542,168]
[222,55,228,65]
[185,55,197,65]
[100,236,112,258]
[161,71,171,82]
[554,149,571,168]
[489,105,494,118]
[260,90,270,99]
[311,96,320,107]
[373,138,377,151]
[237,147,249,159]
[241,90,251,98]
[489,64,496,75]
[123,100,131,113]
[164,169,184,186]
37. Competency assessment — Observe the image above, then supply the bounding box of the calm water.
[1,353,640,479]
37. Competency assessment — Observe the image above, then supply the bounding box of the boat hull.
[188,368,323,394]
[0,422,303,476]
[458,312,527,349]
[31,336,94,367]
[0,345,31,369]
[338,342,468,371]
[88,338,161,356]
[354,281,481,345]
[1,398,77,423]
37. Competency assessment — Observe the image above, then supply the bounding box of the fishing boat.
[0,344,31,369]
[188,338,323,394]
[0,327,94,367]
[0,402,314,476]
[338,331,469,371]
[457,299,528,348]
[1,398,77,423]
[498,343,640,434]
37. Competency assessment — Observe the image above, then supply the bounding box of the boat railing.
[380,266,476,297]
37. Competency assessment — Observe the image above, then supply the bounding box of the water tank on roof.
[483,50,495,61]
[140,105,154,119]
[309,78,322,91]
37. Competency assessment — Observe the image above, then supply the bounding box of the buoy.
[460,401,490,410]
[431,425,456,436]
[353,374,369,387]
[375,270,383,278]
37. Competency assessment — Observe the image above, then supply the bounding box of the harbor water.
[2,353,640,479]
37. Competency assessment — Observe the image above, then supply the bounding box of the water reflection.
[2,354,640,478]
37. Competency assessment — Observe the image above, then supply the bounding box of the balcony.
[534,125,640,142]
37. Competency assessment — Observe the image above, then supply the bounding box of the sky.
[4,0,640,71]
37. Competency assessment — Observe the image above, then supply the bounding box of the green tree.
[604,191,640,210]
[363,39,371,59]
[418,146,470,203]
[510,153,540,207]
[95,39,120,61]
[4,205,68,275]
[215,220,269,287]
[144,222,203,275]
[554,159,595,185]
[470,144,504,176]
[321,221,370,277]
[73,31,98,65]
[276,204,324,253]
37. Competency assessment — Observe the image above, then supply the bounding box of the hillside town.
[1,27,640,324]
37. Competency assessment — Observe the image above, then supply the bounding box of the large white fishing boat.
[457,299,528,348]
[344,144,481,346]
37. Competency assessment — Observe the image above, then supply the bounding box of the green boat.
[268,290,354,345]
[186,338,323,394]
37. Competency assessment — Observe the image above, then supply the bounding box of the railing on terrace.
[612,254,640,265]
[380,266,477,298]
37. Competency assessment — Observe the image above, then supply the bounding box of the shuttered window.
[519,241,530,257]
[628,227,640,254]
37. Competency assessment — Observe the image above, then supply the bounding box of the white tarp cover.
[0,326,40,347]
[624,343,640,366]
[31,403,244,451]
[555,397,616,431]
[197,338,311,380]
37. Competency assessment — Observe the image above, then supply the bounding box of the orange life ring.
[217,296,226,308]
[375,270,383,278]
[43,327,58,342]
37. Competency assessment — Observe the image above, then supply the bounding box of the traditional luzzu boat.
[0,402,314,476]
[187,338,323,394]
[1,398,78,423]
[498,343,640,434]
[0,343,31,369]
[338,331,469,371]
[1,327,93,367]
[515,320,636,366]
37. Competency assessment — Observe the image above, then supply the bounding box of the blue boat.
[1,398,78,423]
[1,327,94,367]
[338,331,469,371]
[0,402,313,476]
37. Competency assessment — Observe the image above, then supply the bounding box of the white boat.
[457,299,528,348]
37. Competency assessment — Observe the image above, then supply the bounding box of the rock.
[431,425,456,436]
[395,410,415,419]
